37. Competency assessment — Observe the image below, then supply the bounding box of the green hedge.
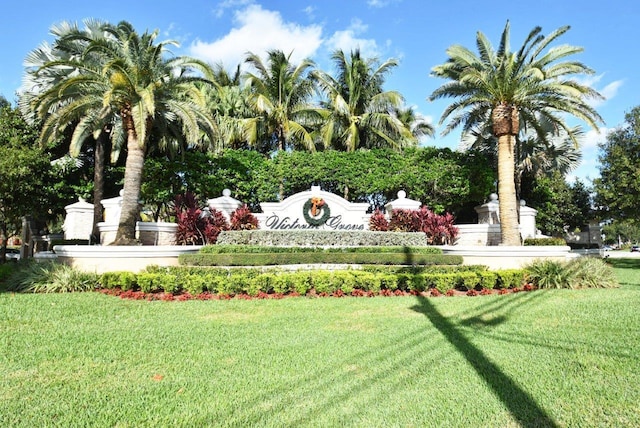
[524,238,567,246]
[99,266,527,296]
[179,252,462,267]
[199,245,442,254]
[216,230,429,247]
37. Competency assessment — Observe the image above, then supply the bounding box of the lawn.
[1,260,639,427]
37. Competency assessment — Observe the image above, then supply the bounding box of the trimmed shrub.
[136,272,163,293]
[198,245,443,254]
[524,238,567,246]
[156,273,180,294]
[312,271,335,294]
[290,271,312,295]
[183,274,208,295]
[217,230,429,247]
[272,274,293,294]
[496,269,526,289]
[99,271,137,291]
[331,271,357,294]
[478,271,498,290]
[456,271,479,291]
[409,274,428,292]
[180,251,461,267]
[431,273,457,294]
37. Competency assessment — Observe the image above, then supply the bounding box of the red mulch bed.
[98,284,537,301]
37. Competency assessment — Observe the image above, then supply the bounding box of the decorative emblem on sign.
[303,197,331,226]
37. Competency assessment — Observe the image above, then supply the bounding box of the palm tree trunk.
[91,132,107,244]
[114,128,144,245]
[497,134,521,245]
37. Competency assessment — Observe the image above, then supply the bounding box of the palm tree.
[313,49,413,151]
[203,63,258,150]
[20,19,122,243]
[394,105,435,146]
[244,50,320,153]
[31,21,218,244]
[429,21,603,245]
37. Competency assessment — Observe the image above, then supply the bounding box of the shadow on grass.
[411,295,559,428]
[605,257,640,270]
[605,257,640,288]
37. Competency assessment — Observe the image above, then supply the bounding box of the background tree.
[0,105,51,261]
[594,106,640,223]
[244,50,320,153]
[203,64,258,150]
[313,49,413,151]
[601,220,640,246]
[430,21,603,245]
[520,171,593,236]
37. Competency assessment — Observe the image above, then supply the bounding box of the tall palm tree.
[244,50,320,153]
[20,19,122,243]
[429,21,603,245]
[32,21,218,244]
[313,49,413,151]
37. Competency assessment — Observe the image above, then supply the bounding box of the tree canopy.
[594,106,640,223]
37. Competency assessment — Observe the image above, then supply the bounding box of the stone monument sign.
[255,186,371,230]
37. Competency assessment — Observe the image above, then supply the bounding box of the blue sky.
[1,0,637,185]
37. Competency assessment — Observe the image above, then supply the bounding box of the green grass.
[0,262,639,427]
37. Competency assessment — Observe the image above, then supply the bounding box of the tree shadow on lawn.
[219,323,450,426]
[217,292,559,427]
[410,294,560,428]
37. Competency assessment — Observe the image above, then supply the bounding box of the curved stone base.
[441,245,574,270]
[53,245,201,273]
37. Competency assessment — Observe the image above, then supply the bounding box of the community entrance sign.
[256,186,371,230]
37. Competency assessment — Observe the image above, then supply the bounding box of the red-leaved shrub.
[230,205,259,230]
[388,209,419,232]
[415,206,459,245]
[386,206,458,245]
[174,192,229,245]
[368,209,389,231]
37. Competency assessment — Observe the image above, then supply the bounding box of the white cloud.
[599,80,624,101]
[580,126,610,149]
[213,0,254,18]
[576,73,624,107]
[302,6,316,19]
[367,0,391,7]
[189,4,323,70]
[325,18,380,58]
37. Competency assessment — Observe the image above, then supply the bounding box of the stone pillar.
[63,198,94,241]
[98,191,123,245]
[207,189,243,222]
[518,200,538,240]
[384,190,421,216]
[475,193,500,224]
